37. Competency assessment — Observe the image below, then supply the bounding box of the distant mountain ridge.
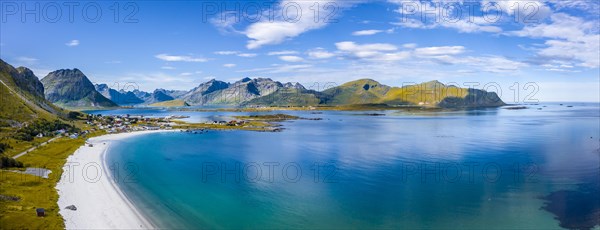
[97,77,305,106]
[245,79,505,108]
[73,77,506,108]
[2,60,504,109]
[95,84,144,105]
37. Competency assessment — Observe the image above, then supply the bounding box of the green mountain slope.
[148,99,190,107]
[41,69,117,108]
[382,80,504,107]
[0,59,67,123]
[321,79,392,105]
[244,79,505,108]
[243,88,322,107]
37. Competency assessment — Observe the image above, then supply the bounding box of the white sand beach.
[56,130,176,229]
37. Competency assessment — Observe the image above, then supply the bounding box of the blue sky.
[1,0,598,102]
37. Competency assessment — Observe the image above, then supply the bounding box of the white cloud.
[16,56,38,64]
[541,62,579,72]
[472,56,528,73]
[510,13,595,40]
[439,55,528,73]
[223,63,237,68]
[389,1,597,69]
[308,48,336,59]
[268,50,299,56]
[336,42,397,52]
[394,17,502,33]
[214,51,238,55]
[238,64,313,74]
[155,54,208,62]
[214,51,257,57]
[279,55,304,62]
[414,46,466,56]
[352,29,383,36]
[161,66,175,70]
[180,72,193,76]
[481,0,551,21]
[509,13,600,68]
[210,14,242,34]
[334,41,414,62]
[243,0,354,49]
[371,52,411,61]
[244,21,316,49]
[331,41,525,71]
[403,43,417,49]
[547,0,600,13]
[66,40,79,47]
[238,53,258,58]
[335,41,398,59]
[390,1,503,33]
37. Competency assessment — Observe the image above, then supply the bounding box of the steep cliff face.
[181,79,230,105]
[182,78,286,105]
[41,69,117,108]
[0,59,67,122]
[14,67,45,98]
[437,89,505,108]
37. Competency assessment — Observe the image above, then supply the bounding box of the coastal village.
[82,114,182,134]
[79,114,262,135]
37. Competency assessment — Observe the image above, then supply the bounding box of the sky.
[1,0,598,102]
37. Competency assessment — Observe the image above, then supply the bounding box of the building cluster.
[84,114,183,133]
[204,120,247,126]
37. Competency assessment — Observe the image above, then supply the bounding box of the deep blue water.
[103,103,600,229]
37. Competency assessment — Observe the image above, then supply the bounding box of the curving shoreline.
[56,130,177,229]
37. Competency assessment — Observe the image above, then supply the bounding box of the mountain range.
[88,77,506,108]
[0,59,505,110]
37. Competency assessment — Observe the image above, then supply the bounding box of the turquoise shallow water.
[101,103,600,229]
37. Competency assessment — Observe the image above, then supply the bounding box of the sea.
[87,102,600,229]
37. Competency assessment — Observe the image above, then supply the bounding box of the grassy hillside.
[0,60,99,229]
[0,62,67,123]
[245,79,504,108]
[0,132,102,229]
[243,88,322,107]
[148,99,190,107]
[382,80,469,106]
[321,79,391,105]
